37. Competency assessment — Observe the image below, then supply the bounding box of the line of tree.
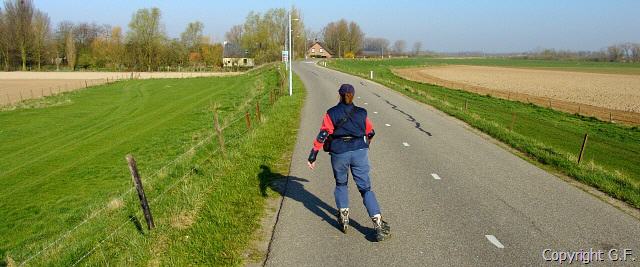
[321,19,364,58]
[318,19,423,58]
[225,7,306,64]
[515,43,640,62]
[361,37,422,57]
[0,0,223,71]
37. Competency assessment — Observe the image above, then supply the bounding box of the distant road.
[265,60,640,266]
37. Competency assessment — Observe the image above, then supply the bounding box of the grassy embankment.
[0,64,304,266]
[327,58,640,209]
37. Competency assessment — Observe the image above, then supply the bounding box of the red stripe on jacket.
[365,117,374,135]
[312,113,375,151]
[312,113,334,151]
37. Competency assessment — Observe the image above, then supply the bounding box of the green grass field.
[0,64,305,266]
[327,58,640,209]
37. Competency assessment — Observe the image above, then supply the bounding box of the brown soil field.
[394,65,640,125]
[0,71,239,106]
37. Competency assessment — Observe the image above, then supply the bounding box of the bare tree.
[607,45,623,62]
[0,7,9,70]
[412,41,422,56]
[364,37,389,56]
[392,40,406,55]
[55,20,74,60]
[322,19,363,57]
[32,10,50,70]
[5,0,35,70]
[181,21,203,52]
[224,24,243,44]
[631,43,640,62]
[65,31,76,69]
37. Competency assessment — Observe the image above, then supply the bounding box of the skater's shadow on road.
[258,165,375,241]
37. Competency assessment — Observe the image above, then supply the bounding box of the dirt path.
[0,72,239,106]
[394,65,640,125]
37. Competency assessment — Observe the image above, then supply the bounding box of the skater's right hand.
[307,161,316,170]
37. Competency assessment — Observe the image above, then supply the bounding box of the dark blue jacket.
[325,103,370,154]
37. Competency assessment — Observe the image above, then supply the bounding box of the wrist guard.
[308,149,319,163]
[367,129,375,139]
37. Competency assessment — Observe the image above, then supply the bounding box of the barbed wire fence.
[17,68,286,266]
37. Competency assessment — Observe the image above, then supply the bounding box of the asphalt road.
[264,61,640,266]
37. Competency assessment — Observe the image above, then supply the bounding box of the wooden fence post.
[49,87,52,96]
[20,91,23,101]
[213,106,226,156]
[41,88,44,97]
[256,102,261,122]
[577,133,589,164]
[126,154,155,230]
[30,89,34,99]
[464,100,468,111]
[509,112,517,131]
[609,112,613,122]
[245,112,252,129]
[85,80,88,88]
[270,90,274,104]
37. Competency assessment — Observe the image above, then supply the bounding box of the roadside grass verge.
[1,64,305,266]
[326,58,640,209]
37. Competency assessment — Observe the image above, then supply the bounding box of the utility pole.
[288,11,293,96]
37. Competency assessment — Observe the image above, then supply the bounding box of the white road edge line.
[485,235,505,248]
[385,124,391,127]
[374,111,378,114]
[431,173,441,180]
[402,142,410,147]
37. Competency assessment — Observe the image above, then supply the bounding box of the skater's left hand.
[307,161,316,170]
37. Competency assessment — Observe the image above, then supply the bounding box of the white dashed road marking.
[431,173,441,180]
[485,235,505,248]
[402,142,410,147]
[357,96,361,99]
[364,102,368,105]
[385,124,391,127]
[374,111,378,114]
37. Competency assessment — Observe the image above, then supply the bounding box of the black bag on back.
[323,107,357,152]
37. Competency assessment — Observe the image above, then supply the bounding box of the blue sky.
[37,0,640,53]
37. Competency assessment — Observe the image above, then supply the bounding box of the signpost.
[282,50,289,63]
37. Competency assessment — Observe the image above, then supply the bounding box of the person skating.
[307,84,390,241]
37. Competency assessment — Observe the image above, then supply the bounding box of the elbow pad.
[367,129,375,139]
[316,130,329,143]
[308,149,319,163]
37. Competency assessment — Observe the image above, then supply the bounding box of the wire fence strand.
[71,122,254,266]
[18,92,273,266]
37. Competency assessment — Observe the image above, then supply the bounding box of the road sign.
[282,50,289,62]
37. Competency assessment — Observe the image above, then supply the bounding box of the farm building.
[223,42,255,68]
[307,41,333,58]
